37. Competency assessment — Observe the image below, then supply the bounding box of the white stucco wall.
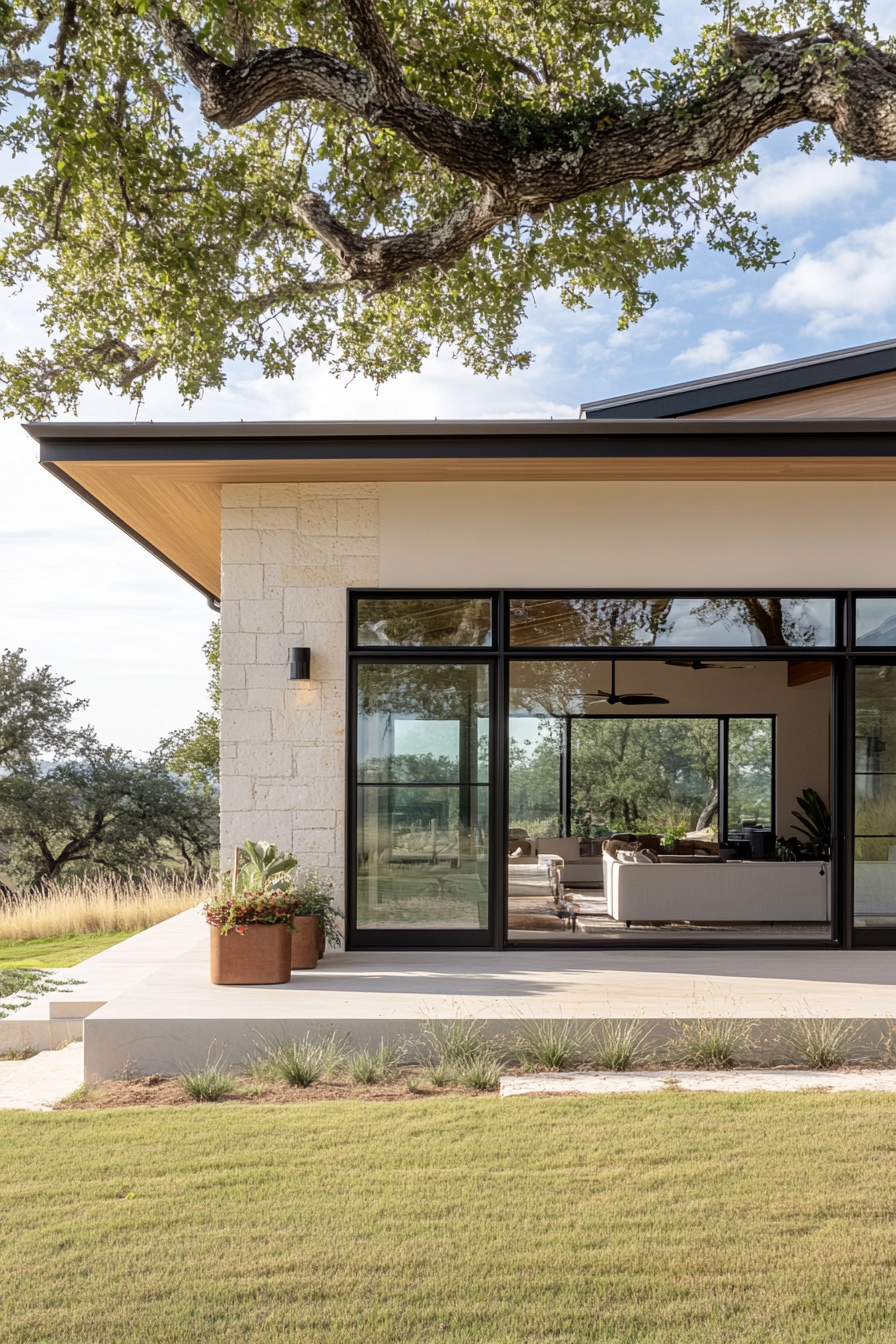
[378,482,896,588]
[219,482,378,923]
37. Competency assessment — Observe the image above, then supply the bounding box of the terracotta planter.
[316,922,326,959]
[291,915,319,970]
[210,923,291,985]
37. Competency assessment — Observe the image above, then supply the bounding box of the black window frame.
[343,589,890,951]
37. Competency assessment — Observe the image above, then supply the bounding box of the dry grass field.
[0,873,214,943]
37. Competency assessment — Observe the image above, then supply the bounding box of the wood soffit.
[28,419,896,604]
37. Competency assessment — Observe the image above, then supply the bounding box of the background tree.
[0,649,93,771]
[509,714,772,838]
[0,746,219,884]
[1,1,895,414]
[155,622,220,789]
[0,647,218,886]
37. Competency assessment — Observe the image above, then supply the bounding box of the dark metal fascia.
[31,422,896,461]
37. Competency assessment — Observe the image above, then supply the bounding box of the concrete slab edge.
[0,1019,83,1052]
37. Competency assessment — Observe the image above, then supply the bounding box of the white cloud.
[671,277,735,298]
[725,342,785,371]
[671,329,783,374]
[766,214,896,335]
[737,153,879,220]
[603,306,691,353]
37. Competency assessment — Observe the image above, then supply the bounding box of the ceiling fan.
[584,661,670,706]
[664,659,755,671]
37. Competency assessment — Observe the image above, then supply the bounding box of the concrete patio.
[5,908,896,1079]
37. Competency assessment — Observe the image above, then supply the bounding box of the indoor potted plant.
[205,841,301,985]
[291,871,343,967]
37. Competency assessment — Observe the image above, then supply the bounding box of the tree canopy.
[0,648,91,771]
[0,646,218,886]
[155,621,220,789]
[1,0,894,415]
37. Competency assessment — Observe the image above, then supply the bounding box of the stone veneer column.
[219,482,378,931]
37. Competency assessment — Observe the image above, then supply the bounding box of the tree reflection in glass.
[356,664,489,929]
[509,596,836,648]
[357,598,491,647]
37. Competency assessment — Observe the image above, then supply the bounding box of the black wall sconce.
[288,647,311,680]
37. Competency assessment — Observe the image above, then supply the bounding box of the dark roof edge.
[35,421,896,463]
[579,337,896,419]
[26,415,896,445]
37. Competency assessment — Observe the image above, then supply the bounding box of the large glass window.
[357,598,491,647]
[727,718,773,831]
[347,588,855,949]
[569,718,719,839]
[856,599,896,648]
[509,716,562,841]
[356,663,489,929]
[509,596,836,649]
[855,665,896,927]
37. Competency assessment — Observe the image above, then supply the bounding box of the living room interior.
[507,656,833,942]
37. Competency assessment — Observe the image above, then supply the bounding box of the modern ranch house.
[28,338,896,952]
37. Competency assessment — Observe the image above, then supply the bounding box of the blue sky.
[4,4,896,752]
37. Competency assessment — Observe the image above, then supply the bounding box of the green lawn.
[3,1094,896,1342]
[0,930,135,969]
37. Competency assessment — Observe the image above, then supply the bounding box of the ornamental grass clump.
[782,1018,858,1069]
[421,1018,488,1070]
[591,1020,651,1072]
[672,1018,755,1070]
[265,1032,348,1088]
[457,1054,503,1092]
[420,1018,504,1090]
[179,1064,236,1102]
[512,1018,588,1072]
[347,1039,404,1086]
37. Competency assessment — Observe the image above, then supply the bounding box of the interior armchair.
[534,836,608,890]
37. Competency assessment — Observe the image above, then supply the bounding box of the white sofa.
[603,854,830,924]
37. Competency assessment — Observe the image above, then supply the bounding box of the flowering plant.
[204,890,301,937]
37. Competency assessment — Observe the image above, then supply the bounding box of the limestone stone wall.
[219,482,378,927]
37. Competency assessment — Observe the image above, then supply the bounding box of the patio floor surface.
[4,908,896,1078]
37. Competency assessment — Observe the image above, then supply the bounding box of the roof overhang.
[27,418,896,605]
[580,336,896,418]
